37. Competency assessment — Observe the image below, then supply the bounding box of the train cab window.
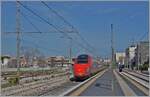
[77,59,88,64]
[77,54,88,64]
[78,55,88,58]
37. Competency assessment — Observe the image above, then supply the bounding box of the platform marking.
[113,70,137,96]
[62,68,107,96]
[121,72,149,96]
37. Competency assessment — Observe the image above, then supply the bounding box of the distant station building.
[135,41,149,68]
[1,55,11,68]
[115,52,125,66]
[7,57,17,68]
[46,56,69,67]
[20,56,28,67]
[125,45,137,69]
[3,56,28,68]
[102,58,111,65]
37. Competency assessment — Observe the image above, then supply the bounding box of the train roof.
[77,54,92,58]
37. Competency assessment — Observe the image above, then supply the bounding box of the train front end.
[73,54,92,80]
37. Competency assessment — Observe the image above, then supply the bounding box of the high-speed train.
[73,54,101,80]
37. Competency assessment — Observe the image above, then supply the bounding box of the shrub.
[8,76,19,85]
[139,64,149,71]
[142,64,149,70]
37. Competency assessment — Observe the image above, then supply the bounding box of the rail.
[119,70,149,96]
[124,69,149,77]
[123,69,149,82]
[61,67,107,96]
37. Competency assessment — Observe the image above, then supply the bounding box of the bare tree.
[21,47,44,67]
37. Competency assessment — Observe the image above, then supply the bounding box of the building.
[102,58,111,65]
[115,52,125,65]
[1,55,11,68]
[7,57,17,68]
[135,41,149,68]
[46,56,69,67]
[5,56,28,68]
[20,56,28,67]
[125,45,137,69]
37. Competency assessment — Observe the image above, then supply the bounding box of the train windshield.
[77,55,88,64]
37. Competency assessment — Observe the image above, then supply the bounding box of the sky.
[1,1,149,58]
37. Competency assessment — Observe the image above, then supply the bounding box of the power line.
[20,11,76,34]
[18,1,71,39]
[76,33,97,52]
[41,1,76,33]
[131,32,148,45]
[139,32,148,41]
[41,1,99,56]
[3,31,75,34]
[18,1,96,55]
[42,1,97,50]
[20,7,94,55]
[21,38,64,54]
[20,11,42,33]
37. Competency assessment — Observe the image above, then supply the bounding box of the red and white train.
[73,54,101,80]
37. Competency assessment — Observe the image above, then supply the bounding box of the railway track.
[2,73,67,91]
[62,68,107,96]
[1,66,107,96]
[39,81,80,96]
[39,66,108,96]
[3,67,148,96]
[124,69,149,76]
[67,68,148,96]
[118,69,149,96]
[123,69,149,81]
[2,75,69,96]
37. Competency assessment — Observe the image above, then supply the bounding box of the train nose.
[77,68,82,72]
[76,68,86,75]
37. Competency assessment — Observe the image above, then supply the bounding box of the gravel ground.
[40,81,80,96]
[1,75,71,96]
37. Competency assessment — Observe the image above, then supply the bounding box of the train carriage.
[73,54,99,80]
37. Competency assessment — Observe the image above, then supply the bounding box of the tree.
[37,56,46,67]
[21,47,44,67]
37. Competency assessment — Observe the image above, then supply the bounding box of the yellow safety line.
[69,69,108,96]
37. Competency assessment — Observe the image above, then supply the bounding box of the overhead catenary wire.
[138,32,148,41]
[131,32,148,45]
[21,38,64,54]
[41,1,76,33]
[20,11,75,34]
[41,1,99,56]
[20,11,42,33]
[18,1,71,39]
[18,1,96,55]
[41,1,97,49]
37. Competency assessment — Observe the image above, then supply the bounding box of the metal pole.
[66,37,74,79]
[16,1,21,83]
[111,24,115,95]
[137,44,140,71]
[111,24,115,68]
[69,38,72,64]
